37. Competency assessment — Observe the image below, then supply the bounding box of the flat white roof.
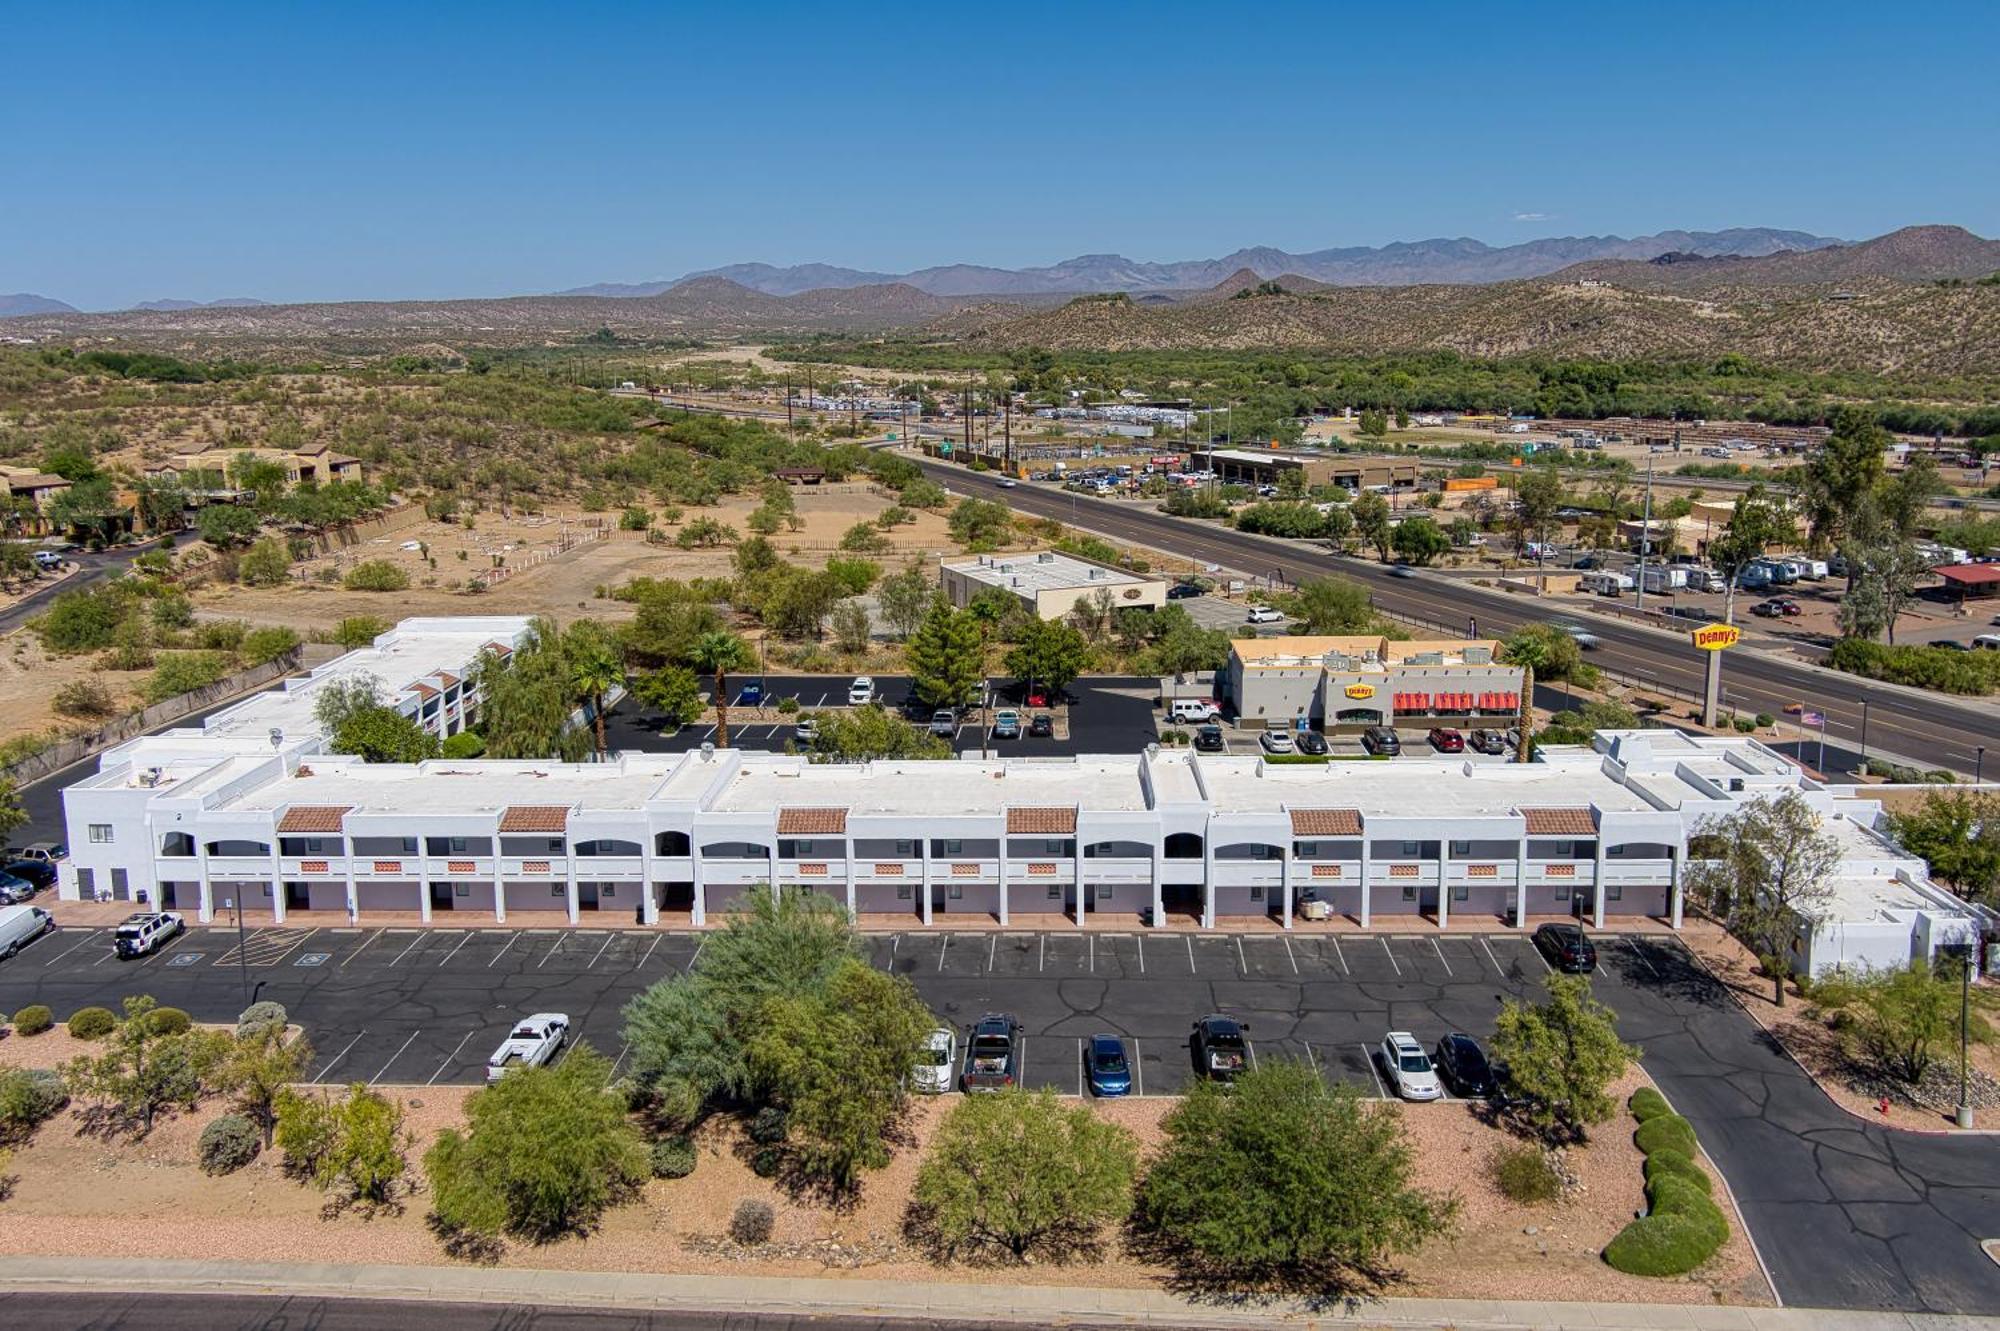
[225,756,679,819]
[712,755,1155,818]
[941,551,1150,596]
[1194,753,1658,819]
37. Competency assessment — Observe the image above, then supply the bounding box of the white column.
[196,843,215,924]
[1669,844,1685,930]
[1436,840,1450,929]
[767,843,781,905]
[417,847,433,924]
[1150,844,1163,929]
[996,833,1010,927]
[1591,840,1607,930]
[269,837,286,924]
[493,819,507,924]
[1515,838,1531,929]
[565,854,580,925]
[1357,835,1371,930]
[920,839,933,927]
[343,840,358,926]
[843,837,857,922]
[1200,827,1216,931]
[1074,838,1084,928]
[639,835,658,926]
[1279,850,1293,931]
[691,852,707,927]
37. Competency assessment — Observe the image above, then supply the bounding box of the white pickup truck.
[486,1012,570,1082]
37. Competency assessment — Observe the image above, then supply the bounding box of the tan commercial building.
[1226,635,1524,732]
[939,551,1167,620]
[1192,447,1418,492]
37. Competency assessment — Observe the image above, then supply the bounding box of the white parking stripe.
[986,933,997,970]
[386,932,427,966]
[44,930,103,966]
[1625,936,1663,978]
[687,935,706,970]
[1133,1038,1145,1096]
[1076,1038,1083,1097]
[369,1029,422,1085]
[436,932,473,967]
[638,934,663,969]
[427,1028,479,1085]
[535,933,564,968]
[1479,935,1507,979]
[1430,937,1455,977]
[1185,935,1194,970]
[1246,1039,1258,1070]
[587,933,616,969]
[1234,935,1247,974]
[938,934,951,971]
[1282,934,1299,973]
[1017,1036,1028,1087]
[340,928,385,966]
[485,933,520,968]
[312,1030,366,1082]
[1304,1040,1320,1077]
[1136,933,1145,973]
[1329,935,1349,975]
[1038,934,1045,971]
[1360,1043,1389,1099]
[609,1041,632,1080]
[1380,936,1402,976]
[1525,935,1554,974]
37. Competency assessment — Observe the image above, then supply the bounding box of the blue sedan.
[1086,1034,1132,1097]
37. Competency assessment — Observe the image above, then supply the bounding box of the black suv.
[1434,1032,1498,1098]
[1191,1014,1250,1083]
[1533,922,1598,973]
[1193,723,1225,752]
[1360,726,1401,756]
[1296,731,1329,755]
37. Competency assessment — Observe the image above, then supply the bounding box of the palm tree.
[690,630,756,749]
[568,632,624,760]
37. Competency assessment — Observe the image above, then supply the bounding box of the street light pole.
[225,895,248,1007]
[1858,700,1870,773]
[1957,953,1975,1129]
[1978,746,1987,786]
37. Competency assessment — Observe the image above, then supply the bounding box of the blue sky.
[6,0,1996,308]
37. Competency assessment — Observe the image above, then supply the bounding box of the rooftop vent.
[1088,568,1102,579]
[701,742,715,762]
[1037,552,1054,563]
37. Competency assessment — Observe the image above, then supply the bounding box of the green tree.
[947,497,1013,550]
[1490,975,1637,1143]
[1390,516,1450,566]
[807,705,952,762]
[472,619,592,761]
[910,1088,1140,1263]
[1513,466,1564,553]
[1133,1061,1457,1289]
[1500,622,1584,682]
[1885,790,2000,902]
[1706,483,1792,623]
[217,1027,315,1146]
[876,566,934,641]
[1350,490,1392,561]
[425,1046,646,1243]
[1683,791,1841,1006]
[840,521,892,554]
[632,664,705,730]
[828,599,872,653]
[1285,577,1374,634]
[238,535,292,587]
[196,504,262,548]
[907,601,984,709]
[1357,410,1389,438]
[1814,960,1986,1085]
[1799,407,1888,552]
[0,777,28,851]
[689,630,756,749]
[333,703,442,763]
[62,995,231,1135]
[1003,619,1090,697]
[1321,502,1355,551]
[566,621,624,758]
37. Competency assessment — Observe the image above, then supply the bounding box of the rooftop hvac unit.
[1729,777,1745,792]
[1037,552,1054,563]
[1088,568,1102,579]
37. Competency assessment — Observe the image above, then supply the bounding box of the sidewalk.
[3,1256,1989,1330]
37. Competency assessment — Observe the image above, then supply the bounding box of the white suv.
[848,676,876,705]
[1246,605,1284,624]
[1379,1032,1442,1101]
[113,912,185,960]
[1168,698,1220,724]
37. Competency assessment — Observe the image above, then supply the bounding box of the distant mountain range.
[131,297,270,311]
[0,293,268,317]
[557,228,1845,298]
[0,293,78,318]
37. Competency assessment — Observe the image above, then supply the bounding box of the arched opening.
[1163,832,1204,860]
[575,838,642,857]
[700,841,771,859]
[160,831,195,858]
[654,831,691,856]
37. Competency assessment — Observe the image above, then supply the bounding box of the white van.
[0,904,55,960]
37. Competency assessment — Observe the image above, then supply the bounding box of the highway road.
[906,453,2000,776]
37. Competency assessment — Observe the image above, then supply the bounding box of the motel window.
[1048,885,1062,900]
[1450,840,1472,857]
[547,838,564,854]
[895,840,916,858]
[603,885,615,896]
[1401,884,1416,902]
[455,884,470,897]
[1295,841,1319,859]
[402,837,419,854]
[1400,841,1419,857]
[451,838,468,854]
[1553,884,1571,901]
[89,824,114,844]
[1554,841,1576,857]
[1250,884,1265,902]
[1607,883,1623,901]
[934,839,963,856]
[1452,883,1468,901]
[1100,884,1113,899]
[551,885,564,898]
[949,884,963,900]
[896,885,912,900]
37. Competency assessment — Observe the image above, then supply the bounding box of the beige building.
[1191,447,1419,491]
[0,465,72,512]
[1226,635,1524,732]
[148,442,365,489]
[939,551,1167,620]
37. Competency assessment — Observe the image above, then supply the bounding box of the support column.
[639,836,657,926]
[565,856,580,925]
[343,842,358,927]
[920,840,933,927]
[690,855,707,927]
[1279,852,1293,931]
[996,834,1010,927]
[1669,845,1685,930]
[1591,840,1607,930]
[196,844,215,924]
[269,838,286,924]
[417,843,433,923]
[1150,845,1163,929]
[1074,840,1085,929]
[1515,839,1530,929]
[767,844,781,905]
[1200,829,1216,931]
[1436,840,1450,929]
[1357,836,1371,930]
[843,837,857,922]
[493,818,507,924]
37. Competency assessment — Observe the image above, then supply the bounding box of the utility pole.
[1635,452,1655,615]
[1957,953,1975,1129]
[1003,393,1012,475]
[785,375,793,430]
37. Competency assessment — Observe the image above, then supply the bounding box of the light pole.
[224,895,248,1007]
[1957,952,1975,1130]
[1858,700,1870,773]
[1977,746,1987,786]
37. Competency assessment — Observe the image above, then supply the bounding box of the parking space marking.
[1133,1038,1145,1096]
[1281,934,1299,974]
[1379,936,1402,976]
[436,932,473,967]
[1303,1040,1320,1077]
[687,935,706,970]
[638,934,663,969]
[1088,934,1095,973]
[1246,1039,1258,1070]
[587,933,616,969]
[312,1030,366,1083]
[1359,1043,1388,1099]
[485,933,520,968]
[986,933,997,971]
[1430,938,1455,977]
[369,1029,422,1085]
[1038,934,1045,972]
[1625,936,1662,979]
[938,933,951,972]
[427,1028,479,1085]
[1185,935,1195,971]
[1235,935,1247,975]
[340,928,385,966]
[1076,1038,1083,1097]
[1524,935,1553,974]
[1018,1036,1028,1087]
[609,1041,632,1080]
[1479,935,1507,979]
[385,932,428,966]
[1329,935,1349,975]
[91,939,119,965]
[44,930,104,966]
[138,929,193,966]
[535,933,566,968]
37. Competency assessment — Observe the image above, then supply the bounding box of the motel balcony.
[1079,857,1153,885]
[1367,862,1441,890]
[1004,860,1075,885]
[279,856,350,878]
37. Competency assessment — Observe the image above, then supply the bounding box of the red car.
[1024,688,1051,708]
[1428,728,1465,753]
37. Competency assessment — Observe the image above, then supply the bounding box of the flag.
[1801,711,1825,726]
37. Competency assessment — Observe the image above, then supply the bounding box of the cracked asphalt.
[2,924,1994,1312]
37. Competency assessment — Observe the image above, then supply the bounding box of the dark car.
[1360,726,1401,756]
[1,860,57,890]
[1192,1014,1250,1083]
[1193,723,1225,752]
[1027,713,1054,738]
[1468,729,1508,756]
[1086,1034,1132,1097]
[1428,727,1465,753]
[1534,922,1598,973]
[737,680,764,705]
[1166,582,1203,600]
[1434,1033,1498,1098]
[1295,731,1329,756]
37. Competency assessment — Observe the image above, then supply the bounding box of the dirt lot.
[0,1024,1766,1305]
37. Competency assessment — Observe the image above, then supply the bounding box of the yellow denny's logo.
[1690,623,1741,651]
[1343,683,1376,700]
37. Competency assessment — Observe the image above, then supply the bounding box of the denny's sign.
[1689,623,1741,652]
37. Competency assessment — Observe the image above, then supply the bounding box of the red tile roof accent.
[1289,808,1362,836]
[484,641,514,656]
[1522,807,1597,836]
[776,807,848,835]
[277,805,351,834]
[1007,807,1077,834]
[437,672,460,687]
[498,805,570,833]
[406,681,439,699]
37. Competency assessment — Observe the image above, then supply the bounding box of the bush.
[67,1007,115,1040]
[198,1114,262,1175]
[440,731,485,759]
[650,1135,697,1180]
[12,1005,53,1036]
[729,1197,775,1245]
[142,651,231,704]
[51,679,117,719]
[1627,1086,1671,1122]
[235,1001,288,1043]
[0,1067,68,1137]
[1754,712,1775,729]
[343,560,411,592]
[239,626,300,667]
[1633,1113,1697,1157]
[332,615,390,648]
[1646,1175,1728,1249]
[1603,1211,1723,1276]
[1490,1141,1563,1204]
[747,1105,789,1146]
[1642,1147,1712,1196]
[146,1007,192,1036]
[1829,636,2000,696]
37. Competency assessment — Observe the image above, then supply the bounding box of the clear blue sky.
[6,0,1995,309]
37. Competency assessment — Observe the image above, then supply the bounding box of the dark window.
[551,885,564,898]
[1163,832,1204,860]
[948,884,963,900]
[1250,883,1265,901]
[1401,884,1415,902]
[1450,840,1472,857]
[896,884,912,900]
[455,884,470,897]
[1553,884,1570,901]
[1099,884,1114,899]
[1607,883,1623,901]
[1048,884,1061,900]
[1452,883,1468,901]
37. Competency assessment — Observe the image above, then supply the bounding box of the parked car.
[1433,1033,1498,1098]
[1086,1034,1132,1097]
[1296,731,1329,756]
[1533,922,1598,973]
[0,904,55,960]
[16,843,66,865]
[1167,698,1220,724]
[1773,599,1802,617]
[1024,686,1053,708]
[1028,713,1054,738]
[992,709,1022,740]
[1246,605,1284,624]
[1553,622,1600,650]
[929,708,959,736]
[0,873,35,905]
[793,715,819,745]
[847,676,876,705]
[913,1027,956,1094]
[1751,599,1782,618]
[1428,728,1465,753]
[1360,726,1401,756]
[1,860,56,890]
[1468,729,1508,755]
[1379,1032,1442,1101]
[32,550,63,571]
[1166,582,1203,600]
[962,1013,1022,1092]
[1192,1014,1250,1083]
[112,911,185,959]
[1260,730,1296,755]
[486,1012,569,1081]
[737,680,764,706]
[1193,723,1225,752]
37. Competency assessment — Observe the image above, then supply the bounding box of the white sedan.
[487,1013,570,1081]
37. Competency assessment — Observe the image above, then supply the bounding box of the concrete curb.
[0,1256,1990,1329]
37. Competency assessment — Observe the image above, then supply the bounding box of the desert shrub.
[1633,1113,1697,1157]
[146,1006,192,1036]
[650,1135,697,1179]
[440,731,485,759]
[142,651,231,703]
[747,1105,789,1146]
[1646,1176,1728,1249]
[198,1113,262,1175]
[729,1197,775,1245]
[343,560,411,592]
[235,1001,288,1043]
[12,1005,53,1036]
[239,625,300,666]
[1604,1210,1723,1276]
[1642,1147,1712,1196]
[332,615,390,648]
[1626,1086,1670,1122]
[1490,1141,1563,1204]
[67,1007,115,1040]
[0,1067,69,1138]
[51,679,117,719]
